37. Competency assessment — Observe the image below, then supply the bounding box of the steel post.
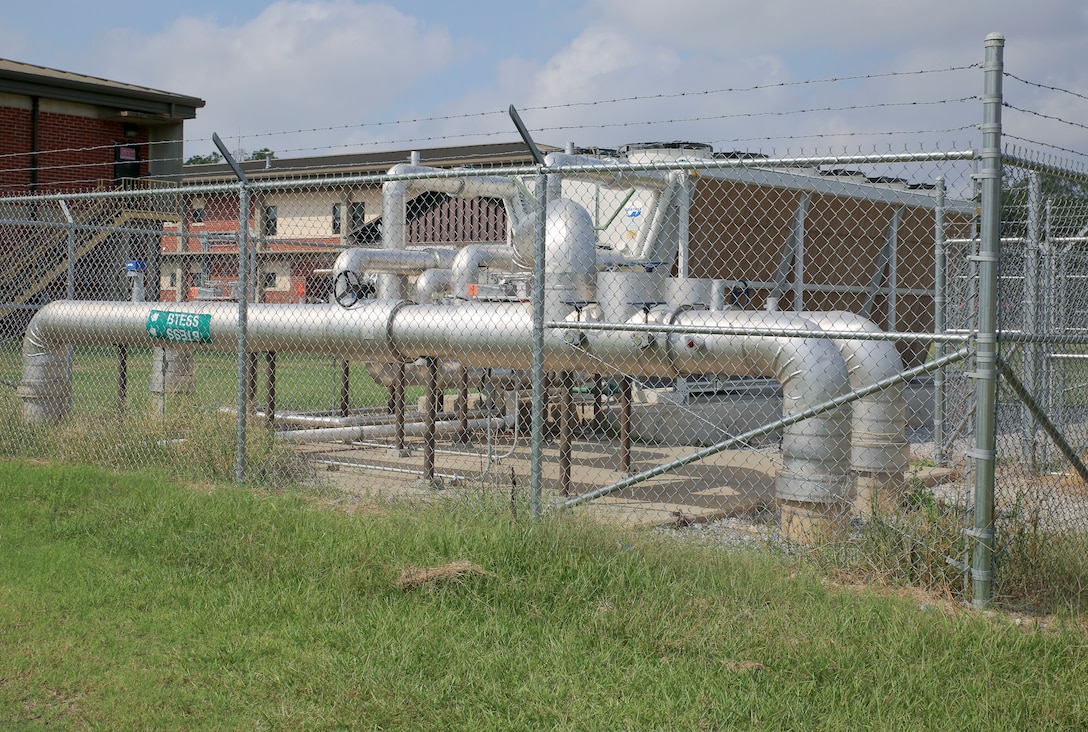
[530,171,547,518]
[970,33,1004,609]
[934,177,947,465]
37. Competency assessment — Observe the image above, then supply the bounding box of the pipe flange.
[384,299,415,365]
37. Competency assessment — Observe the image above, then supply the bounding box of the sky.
[4,0,1088,166]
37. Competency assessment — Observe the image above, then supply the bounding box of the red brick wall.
[0,105,149,193]
[0,107,33,192]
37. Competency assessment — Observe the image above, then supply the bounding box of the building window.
[263,271,278,290]
[192,207,204,223]
[332,203,341,235]
[262,205,277,237]
[350,202,366,233]
[349,201,374,243]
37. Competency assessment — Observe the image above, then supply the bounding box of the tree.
[247,148,274,161]
[184,152,223,165]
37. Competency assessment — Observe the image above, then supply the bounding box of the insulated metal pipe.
[803,311,909,514]
[332,247,456,304]
[380,163,533,298]
[19,298,853,519]
[451,244,514,300]
[415,268,452,303]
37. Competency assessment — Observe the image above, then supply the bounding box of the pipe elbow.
[18,302,72,422]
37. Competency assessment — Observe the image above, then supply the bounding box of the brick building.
[0,58,204,193]
[0,60,204,327]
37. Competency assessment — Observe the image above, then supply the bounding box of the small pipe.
[277,416,513,443]
[423,356,438,483]
[265,351,276,427]
[246,352,259,416]
[451,244,513,299]
[117,344,127,416]
[559,371,574,496]
[339,360,350,417]
[457,365,470,444]
[253,406,494,429]
[394,362,406,453]
[619,376,632,473]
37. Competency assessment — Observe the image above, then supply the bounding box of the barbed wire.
[1004,72,1088,104]
[520,64,981,112]
[0,96,979,182]
[709,124,978,148]
[187,63,980,149]
[1003,102,1088,135]
[1003,134,1088,162]
[192,108,511,147]
[0,62,982,173]
[528,97,978,136]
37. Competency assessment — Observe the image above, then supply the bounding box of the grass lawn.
[0,460,1086,729]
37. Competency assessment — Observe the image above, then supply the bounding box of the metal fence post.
[971,32,1004,609]
[212,133,251,484]
[1024,171,1042,467]
[530,170,547,519]
[934,177,946,465]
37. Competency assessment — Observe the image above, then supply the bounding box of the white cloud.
[469,0,1088,156]
[89,1,455,155]
[60,0,1088,163]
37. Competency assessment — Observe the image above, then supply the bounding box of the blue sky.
[5,1,1088,163]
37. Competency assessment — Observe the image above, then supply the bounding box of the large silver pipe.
[544,198,598,315]
[380,163,535,294]
[803,311,909,514]
[664,309,852,508]
[451,244,513,300]
[414,268,451,303]
[19,298,852,513]
[332,247,456,303]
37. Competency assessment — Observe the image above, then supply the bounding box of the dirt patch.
[396,560,492,591]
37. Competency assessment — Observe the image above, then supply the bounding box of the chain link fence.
[0,152,981,556]
[3,35,1088,609]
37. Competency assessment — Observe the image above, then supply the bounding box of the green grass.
[0,339,405,415]
[1,461,1086,729]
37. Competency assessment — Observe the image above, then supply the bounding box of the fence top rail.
[1004,151,1088,186]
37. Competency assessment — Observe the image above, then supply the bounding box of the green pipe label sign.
[146,310,213,344]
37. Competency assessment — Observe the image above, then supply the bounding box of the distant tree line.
[184,148,274,166]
